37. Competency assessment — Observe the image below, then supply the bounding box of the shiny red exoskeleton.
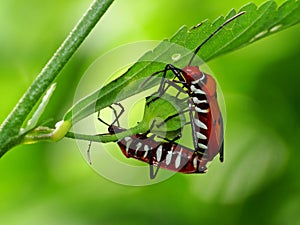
[180,66,224,163]
[108,125,213,179]
[149,12,245,170]
[94,12,244,179]
[146,66,224,175]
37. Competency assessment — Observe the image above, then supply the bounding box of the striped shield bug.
[90,12,245,179]
[142,11,245,168]
[95,94,217,179]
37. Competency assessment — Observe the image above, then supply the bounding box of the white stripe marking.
[191,73,205,84]
[135,142,142,154]
[144,145,149,151]
[125,138,133,154]
[175,149,183,169]
[192,97,208,105]
[195,106,209,113]
[143,145,150,157]
[166,151,172,165]
[156,145,163,162]
[196,132,207,140]
[194,119,208,130]
[200,72,206,80]
[193,156,198,169]
[190,85,206,94]
[124,137,132,142]
[191,78,201,84]
[198,143,208,150]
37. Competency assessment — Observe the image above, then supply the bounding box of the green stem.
[65,131,127,143]
[0,0,114,158]
[65,123,149,143]
[21,122,148,144]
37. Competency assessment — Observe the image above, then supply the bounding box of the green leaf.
[141,93,188,140]
[66,0,300,125]
[65,92,188,143]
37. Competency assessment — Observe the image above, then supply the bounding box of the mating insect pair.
[90,12,245,179]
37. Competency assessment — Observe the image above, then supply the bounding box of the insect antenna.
[188,11,245,66]
[88,103,125,165]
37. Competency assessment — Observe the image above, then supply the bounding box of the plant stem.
[0,0,114,158]
[64,122,149,143]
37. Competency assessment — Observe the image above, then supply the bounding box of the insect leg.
[110,103,124,127]
[87,141,93,165]
[146,75,188,108]
[141,121,162,179]
[156,64,186,97]
[89,103,125,164]
[97,103,125,127]
[188,99,199,153]
[146,134,162,179]
[142,63,187,101]
[219,140,224,162]
[219,118,224,162]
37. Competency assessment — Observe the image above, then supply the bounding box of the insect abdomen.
[116,133,206,174]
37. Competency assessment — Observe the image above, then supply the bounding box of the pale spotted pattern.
[121,138,192,171]
[189,75,209,152]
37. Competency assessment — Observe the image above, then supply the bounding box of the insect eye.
[193,74,198,79]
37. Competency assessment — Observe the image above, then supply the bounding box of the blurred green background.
[1,0,300,224]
